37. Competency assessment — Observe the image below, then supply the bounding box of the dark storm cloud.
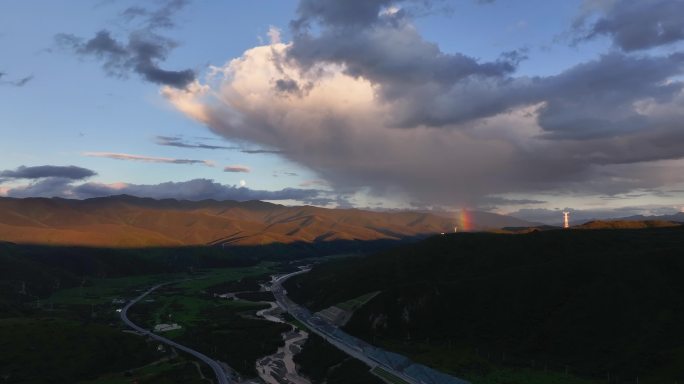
[3,178,329,203]
[286,0,684,133]
[286,0,531,128]
[1,165,97,199]
[292,0,396,29]
[576,0,684,51]
[274,78,302,95]
[6,178,77,198]
[291,1,684,142]
[0,165,96,180]
[479,196,546,206]
[55,0,194,88]
[536,52,684,140]
[289,14,517,84]
[70,179,324,202]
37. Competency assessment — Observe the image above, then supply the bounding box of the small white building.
[153,323,182,333]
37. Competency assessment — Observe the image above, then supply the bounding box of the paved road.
[270,269,422,384]
[120,283,233,384]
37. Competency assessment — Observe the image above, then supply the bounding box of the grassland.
[0,253,288,383]
[0,235,404,383]
[282,312,309,330]
[48,273,181,306]
[48,261,276,306]
[126,263,275,328]
[336,290,380,312]
[123,262,293,377]
[174,262,276,293]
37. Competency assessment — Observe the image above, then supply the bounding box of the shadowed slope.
[284,227,684,381]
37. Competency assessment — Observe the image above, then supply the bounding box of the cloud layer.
[163,0,684,207]
[575,0,684,51]
[224,165,250,173]
[83,152,214,167]
[69,178,321,202]
[55,0,194,88]
[0,165,96,180]
[154,135,281,155]
[0,165,98,199]
[0,72,33,87]
[155,135,236,150]
[0,165,324,202]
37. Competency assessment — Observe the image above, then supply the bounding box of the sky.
[1,0,684,223]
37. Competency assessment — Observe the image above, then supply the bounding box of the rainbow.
[457,209,472,232]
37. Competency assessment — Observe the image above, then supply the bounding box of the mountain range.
[0,195,534,247]
[618,212,684,222]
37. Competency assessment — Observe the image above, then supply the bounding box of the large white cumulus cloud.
[163,1,684,206]
[164,43,535,205]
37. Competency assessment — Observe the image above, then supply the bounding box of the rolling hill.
[616,212,684,223]
[284,227,684,382]
[0,195,532,247]
[576,219,682,229]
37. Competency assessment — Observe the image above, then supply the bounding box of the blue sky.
[0,1,307,190]
[1,0,684,222]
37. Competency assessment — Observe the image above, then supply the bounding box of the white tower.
[563,212,570,229]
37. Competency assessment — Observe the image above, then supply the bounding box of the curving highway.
[270,269,420,384]
[120,283,233,384]
[270,268,470,384]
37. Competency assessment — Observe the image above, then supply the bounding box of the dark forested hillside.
[285,227,684,382]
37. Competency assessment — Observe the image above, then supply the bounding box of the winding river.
[254,301,312,384]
